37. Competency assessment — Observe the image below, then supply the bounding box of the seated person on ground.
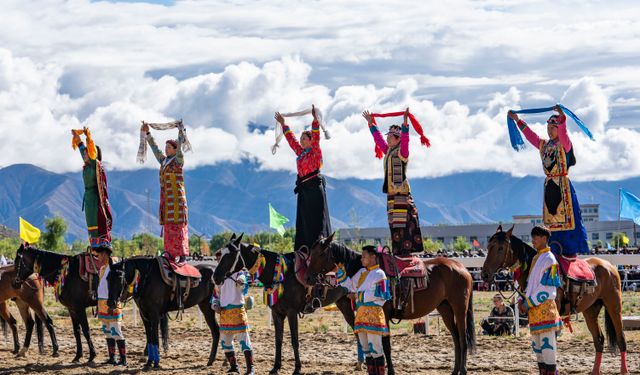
[481,294,514,336]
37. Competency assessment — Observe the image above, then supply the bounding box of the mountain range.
[0,163,634,241]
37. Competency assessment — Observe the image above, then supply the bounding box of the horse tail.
[465,289,476,354]
[0,315,6,336]
[604,307,619,353]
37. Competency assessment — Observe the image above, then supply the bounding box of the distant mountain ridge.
[0,163,633,241]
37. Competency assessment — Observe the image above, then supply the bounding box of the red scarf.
[370,112,430,158]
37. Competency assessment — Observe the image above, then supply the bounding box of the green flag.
[269,203,289,236]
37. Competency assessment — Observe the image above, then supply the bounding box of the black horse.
[13,244,169,363]
[107,256,220,369]
[212,233,363,375]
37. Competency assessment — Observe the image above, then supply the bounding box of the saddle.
[381,253,429,313]
[79,252,106,300]
[557,255,597,315]
[156,256,201,309]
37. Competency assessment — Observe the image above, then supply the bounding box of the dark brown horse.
[306,234,476,375]
[0,264,58,357]
[481,226,629,375]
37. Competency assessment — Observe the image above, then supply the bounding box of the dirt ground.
[0,291,638,374]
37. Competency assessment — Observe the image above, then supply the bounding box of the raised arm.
[311,105,321,149]
[146,133,166,164]
[554,106,571,152]
[363,110,388,154]
[509,111,543,148]
[399,108,410,160]
[275,112,303,156]
[175,127,185,166]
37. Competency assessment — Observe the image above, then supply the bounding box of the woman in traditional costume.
[72,128,112,249]
[363,108,426,256]
[274,105,332,252]
[140,121,189,262]
[337,245,390,375]
[508,105,589,256]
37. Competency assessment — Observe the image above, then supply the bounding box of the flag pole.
[618,188,622,250]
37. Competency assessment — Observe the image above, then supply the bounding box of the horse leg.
[452,299,470,375]
[199,301,220,366]
[602,296,629,374]
[35,314,44,355]
[142,317,154,369]
[160,313,169,354]
[149,316,161,368]
[32,305,59,357]
[69,313,84,362]
[335,296,364,368]
[76,307,96,362]
[286,310,302,375]
[0,302,20,355]
[16,301,34,358]
[269,311,285,375]
[582,302,604,375]
[438,303,461,375]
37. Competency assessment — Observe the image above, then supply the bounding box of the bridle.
[488,234,526,301]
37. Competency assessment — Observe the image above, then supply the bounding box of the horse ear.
[235,233,244,245]
[506,225,514,237]
[230,233,236,241]
[496,225,503,233]
[325,232,335,246]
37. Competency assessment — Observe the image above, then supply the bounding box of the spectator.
[0,255,7,266]
[481,294,514,336]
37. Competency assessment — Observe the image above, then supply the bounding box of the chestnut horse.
[0,265,58,357]
[481,226,629,375]
[306,234,476,375]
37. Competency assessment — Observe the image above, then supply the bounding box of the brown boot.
[243,350,255,375]
[374,356,386,375]
[225,351,239,373]
[366,357,375,375]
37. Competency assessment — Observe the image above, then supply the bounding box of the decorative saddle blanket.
[79,253,105,282]
[161,253,201,278]
[381,254,427,279]
[558,255,595,282]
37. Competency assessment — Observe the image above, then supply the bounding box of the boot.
[366,356,375,375]
[243,350,255,375]
[545,364,558,375]
[104,338,117,365]
[225,351,239,373]
[374,356,386,375]
[116,340,127,366]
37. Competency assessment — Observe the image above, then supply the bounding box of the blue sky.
[1,0,639,181]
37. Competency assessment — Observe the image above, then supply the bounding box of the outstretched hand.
[71,130,82,144]
[274,112,285,126]
[403,107,410,125]
[362,110,372,124]
[508,111,519,122]
[311,104,317,120]
[141,121,150,133]
[553,104,564,116]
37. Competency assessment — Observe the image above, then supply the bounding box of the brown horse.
[481,226,629,375]
[306,234,476,375]
[0,265,59,357]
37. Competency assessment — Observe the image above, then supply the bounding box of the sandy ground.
[0,291,638,374]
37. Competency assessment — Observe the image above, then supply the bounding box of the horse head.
[481,225,515,282]
[213,232,244,285]
[107,260,127,309]
[305,232,335,285]
[12,244,36,289]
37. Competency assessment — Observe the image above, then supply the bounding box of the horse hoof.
[71,356,81,363]
[52,351,60,358]
[354,361,364,370]
[292,369,301,375]
[16,347,28,358]
[87,354,96,363]
[269,369,279,375]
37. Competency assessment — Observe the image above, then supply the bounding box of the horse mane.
[23,245,69,258]
[328,242,362,277]
[509,234,538,286]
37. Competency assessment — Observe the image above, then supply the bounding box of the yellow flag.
[19,217,41,244]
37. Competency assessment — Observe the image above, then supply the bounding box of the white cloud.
[0,0,640,182]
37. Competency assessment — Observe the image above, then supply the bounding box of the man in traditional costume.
[95,246,127,366]
[72,128,112,249]
[141,122,190,263]
[363,108,425,256]
[508,106,589,256]
[212,270,254,375]
[337,245,390,375]
[518,226,562,375]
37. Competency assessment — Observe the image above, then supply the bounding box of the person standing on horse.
[95,246,127,366]
[363,108,425,256]
[274,106,332,313]
[72,128,113,250]
[337,245,390,375]
[508,106,588,257]
[212,270,254,375]
[274,105,332,252]
[518,225,562,375]
[141,122,190,263]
